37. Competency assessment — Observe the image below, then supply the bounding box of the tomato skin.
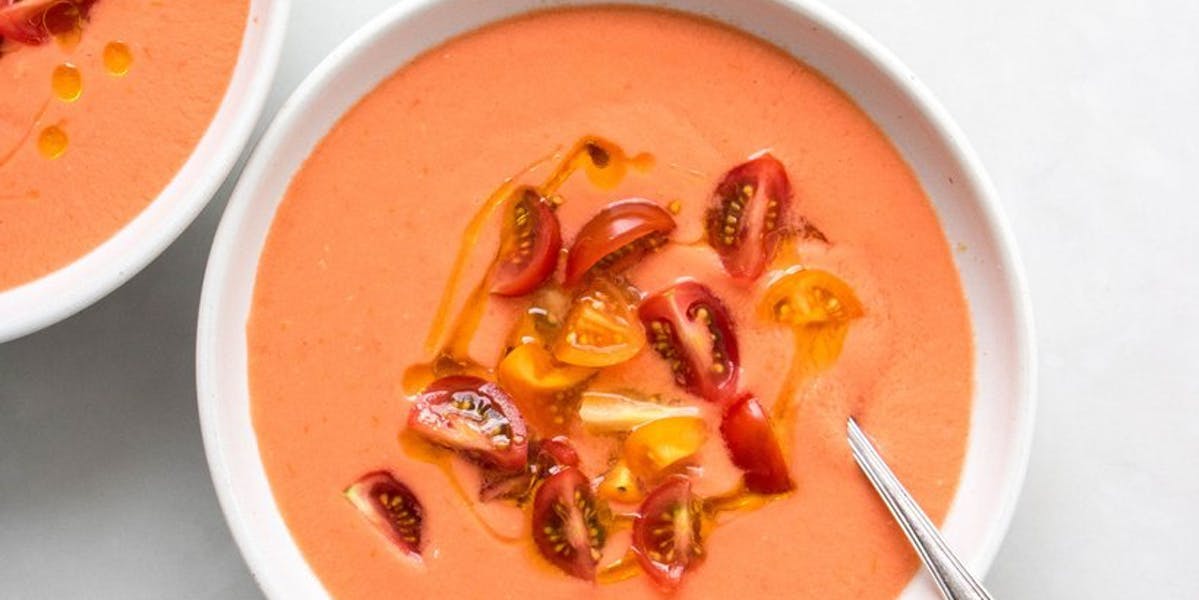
[407,376,529,471]
[491,188,563,297]
[632,475,705,591]
[0,0,95,45]
[531,467,608,580]
[719,395,793,494]
[705,153,793,281]
[564,199,675,286]
[344,471,424,559]
[538,436,580,470]
[639,280,740,404]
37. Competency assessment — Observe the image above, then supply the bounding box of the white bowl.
[197,1,1036,598]
[0,0,290,343]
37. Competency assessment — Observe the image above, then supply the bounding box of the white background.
[2,0,1197,597]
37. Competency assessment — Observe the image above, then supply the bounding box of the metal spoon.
[847,417,994,600]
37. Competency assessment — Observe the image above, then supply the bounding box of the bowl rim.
[0,0,291,343]
[198,0,1037,597]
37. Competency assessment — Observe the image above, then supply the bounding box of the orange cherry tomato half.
[552,278,646,368]
[344,471,424,559]
[407,376,529,471]
[639,280,740,404]
[705,153,793,281]
[759,268,863,326]
[719,395,793,494]
[491,187,563,297]
[632,475,706,591]
[564,199,675,286]
[531,467,608,580]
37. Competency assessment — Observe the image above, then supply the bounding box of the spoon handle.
[847,418,994,600]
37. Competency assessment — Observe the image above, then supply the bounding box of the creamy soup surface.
[249,7,973,599]
[0,0,248,290]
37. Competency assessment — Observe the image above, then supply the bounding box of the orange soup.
[0,0,249,290]
[249,7,972,599]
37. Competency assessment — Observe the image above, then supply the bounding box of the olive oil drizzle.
[420,137,653,374]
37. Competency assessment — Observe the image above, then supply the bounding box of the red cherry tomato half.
[407,376,529,471]
[344,471,424,559]
[632,475,705,591]
[491,188,563,297]
[705,154,793,281]
[639,280,740,404]
[719,395,793,494]
[531,467,608,580]
[564,199,675,286]
[0,0,95,46]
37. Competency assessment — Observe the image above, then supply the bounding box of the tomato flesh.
[407,376,529,471]
[719,395,793,494]
[344,471,424,559]
[632,475,705,591]
[705,154,793,281]
[639,280,740,403]
[0,0,95,45]
[564,199,675,286]
[531,467,608,580]
[491,188,563,297]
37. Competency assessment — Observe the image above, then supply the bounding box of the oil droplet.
[51,63,83,102]
[103,41,133,76]
[38,125,68,160]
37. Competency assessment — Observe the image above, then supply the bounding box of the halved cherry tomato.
[407,376,529,471]
[552,277,646,368]
[719,395,793,494]
[344,471,424,559]
[623,416,707,479]
[759,268,863,326]
[479,436,580,503]
[497,342,595,434]
[632,475,705,591]
[705,154,793,281]
[639,280,740,403]
[564,199,675,286]
[491,187,562,296]
[532,467,608,580]
[760,268,864,374]
[0,0,94,46]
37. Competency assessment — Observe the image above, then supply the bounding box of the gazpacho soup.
[249,6,973,599]
[0,0,249,290]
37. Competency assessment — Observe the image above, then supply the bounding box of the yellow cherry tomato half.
[624,416,707,478]
[758,268,863,326]
[497,343,596,434]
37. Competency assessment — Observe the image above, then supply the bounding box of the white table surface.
[2,0,1197,598]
